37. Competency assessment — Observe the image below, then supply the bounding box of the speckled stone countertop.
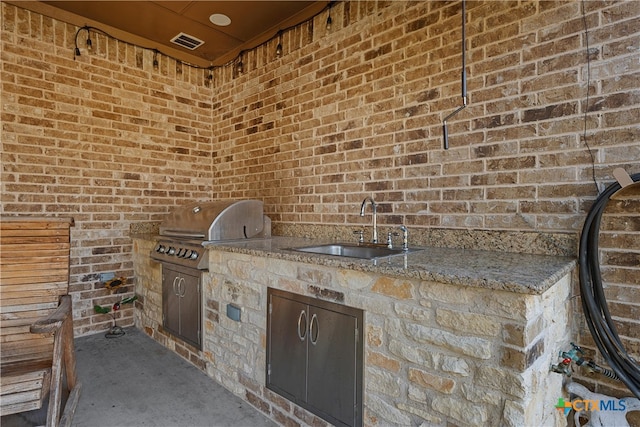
[203,236,576,295]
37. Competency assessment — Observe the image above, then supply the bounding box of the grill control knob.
[155,244,166,253]
[167,247,176,255]
[189,251,199,260]
[176,248,185,257]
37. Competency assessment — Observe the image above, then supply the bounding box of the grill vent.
[170,32,205,50]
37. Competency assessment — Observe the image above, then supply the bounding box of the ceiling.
[9,1,329,67]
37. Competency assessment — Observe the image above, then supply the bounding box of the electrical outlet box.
[226,304,241,322]
[100,272,115,282]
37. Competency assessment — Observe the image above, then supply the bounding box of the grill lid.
[160,199,268,241]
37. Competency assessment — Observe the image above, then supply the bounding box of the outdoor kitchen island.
[132,234,576,427]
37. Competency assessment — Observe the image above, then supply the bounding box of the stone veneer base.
[133,235,574,427]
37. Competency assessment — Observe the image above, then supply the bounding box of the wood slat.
[1,331,53,345]
[1,338,54,353]
[1,343,54,358]
[0,285,67,305]
[2,339,53,352]
[0,364,49,382]
[0,264,68,273]
[1,297,65,308]
[1,332,53,344]
[0,217,72,227]
[0,281,67,292]
[1,277,67,288]
[0,251,69,270]
[0,273,69,286]
[1,269,68,280]
[0,242,70,258]
[0,400,41,416]
[0,234,67,244]
[0,248,66,258]
[0,323,34,337]
[1,309,58,323]
[0,389,43,406]
[0,299,60,310]
[2,353,54,365]
[1,225,68,233]
[1,225,70,231]
[0,224,69,239]
[0,368,48,388]
[0,269,68,279]
[1,350,54,366]
[1,377,45,395]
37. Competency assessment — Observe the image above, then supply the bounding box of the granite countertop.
[203,236,577,295]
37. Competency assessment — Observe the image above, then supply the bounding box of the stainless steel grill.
[150,199,271,270]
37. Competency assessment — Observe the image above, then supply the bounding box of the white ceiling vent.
[170,33,205,50]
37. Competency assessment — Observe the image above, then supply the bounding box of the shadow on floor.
[2,327,276,427]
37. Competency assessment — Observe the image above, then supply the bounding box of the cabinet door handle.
[297,310,307,341]
[178,277,186,298]
[172,276,179,296]
[309,313,319,346]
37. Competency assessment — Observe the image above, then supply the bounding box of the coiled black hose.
[579,172,640,398]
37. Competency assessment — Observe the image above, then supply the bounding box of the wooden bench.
[1,217,81,427]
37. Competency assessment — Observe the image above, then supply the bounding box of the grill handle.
[161,230,206,239]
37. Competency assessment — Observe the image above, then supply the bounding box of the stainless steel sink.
[288,243,410,260]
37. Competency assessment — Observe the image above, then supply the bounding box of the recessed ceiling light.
[210,13,231,26]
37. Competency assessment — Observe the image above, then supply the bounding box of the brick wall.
[1,0,638,403]
[209,0,639,233]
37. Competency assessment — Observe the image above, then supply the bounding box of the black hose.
[579,172,640,398]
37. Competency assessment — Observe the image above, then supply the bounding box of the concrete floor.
[2,328,276,427]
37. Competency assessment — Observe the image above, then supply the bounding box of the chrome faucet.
[359,197,378,243]
[398,225,409,251]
